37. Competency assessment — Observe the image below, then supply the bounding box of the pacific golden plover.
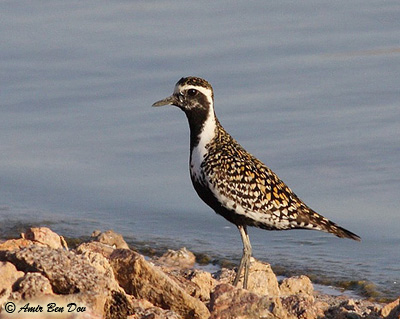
[152,76,361,289]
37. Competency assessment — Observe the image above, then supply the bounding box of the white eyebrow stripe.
[175,84,214,106]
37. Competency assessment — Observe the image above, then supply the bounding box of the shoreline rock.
[0,227,397,319]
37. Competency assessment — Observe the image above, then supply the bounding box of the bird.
[152,76,361,289]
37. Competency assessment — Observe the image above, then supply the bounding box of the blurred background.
[1,1,399,299]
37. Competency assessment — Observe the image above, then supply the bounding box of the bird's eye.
[187,89,197,96]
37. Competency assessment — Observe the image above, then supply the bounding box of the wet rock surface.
[155,247,196,269]
[0,227,395,319]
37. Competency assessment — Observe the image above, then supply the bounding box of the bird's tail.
[314,213,361,241]
[298,206,361,241]
[324,220,361,241]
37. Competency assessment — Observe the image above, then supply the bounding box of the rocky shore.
[0,227,398,319]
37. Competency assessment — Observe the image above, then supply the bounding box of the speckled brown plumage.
[195,118,357,238]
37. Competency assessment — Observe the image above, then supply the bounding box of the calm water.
[1,1,399,299]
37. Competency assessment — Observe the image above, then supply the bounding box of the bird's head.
[152,77,214,113]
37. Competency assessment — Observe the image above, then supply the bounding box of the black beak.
[152,94,179,107]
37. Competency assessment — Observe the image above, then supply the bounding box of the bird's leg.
[233,225,252,289]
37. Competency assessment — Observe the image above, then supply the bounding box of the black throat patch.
[184,100,212,152]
